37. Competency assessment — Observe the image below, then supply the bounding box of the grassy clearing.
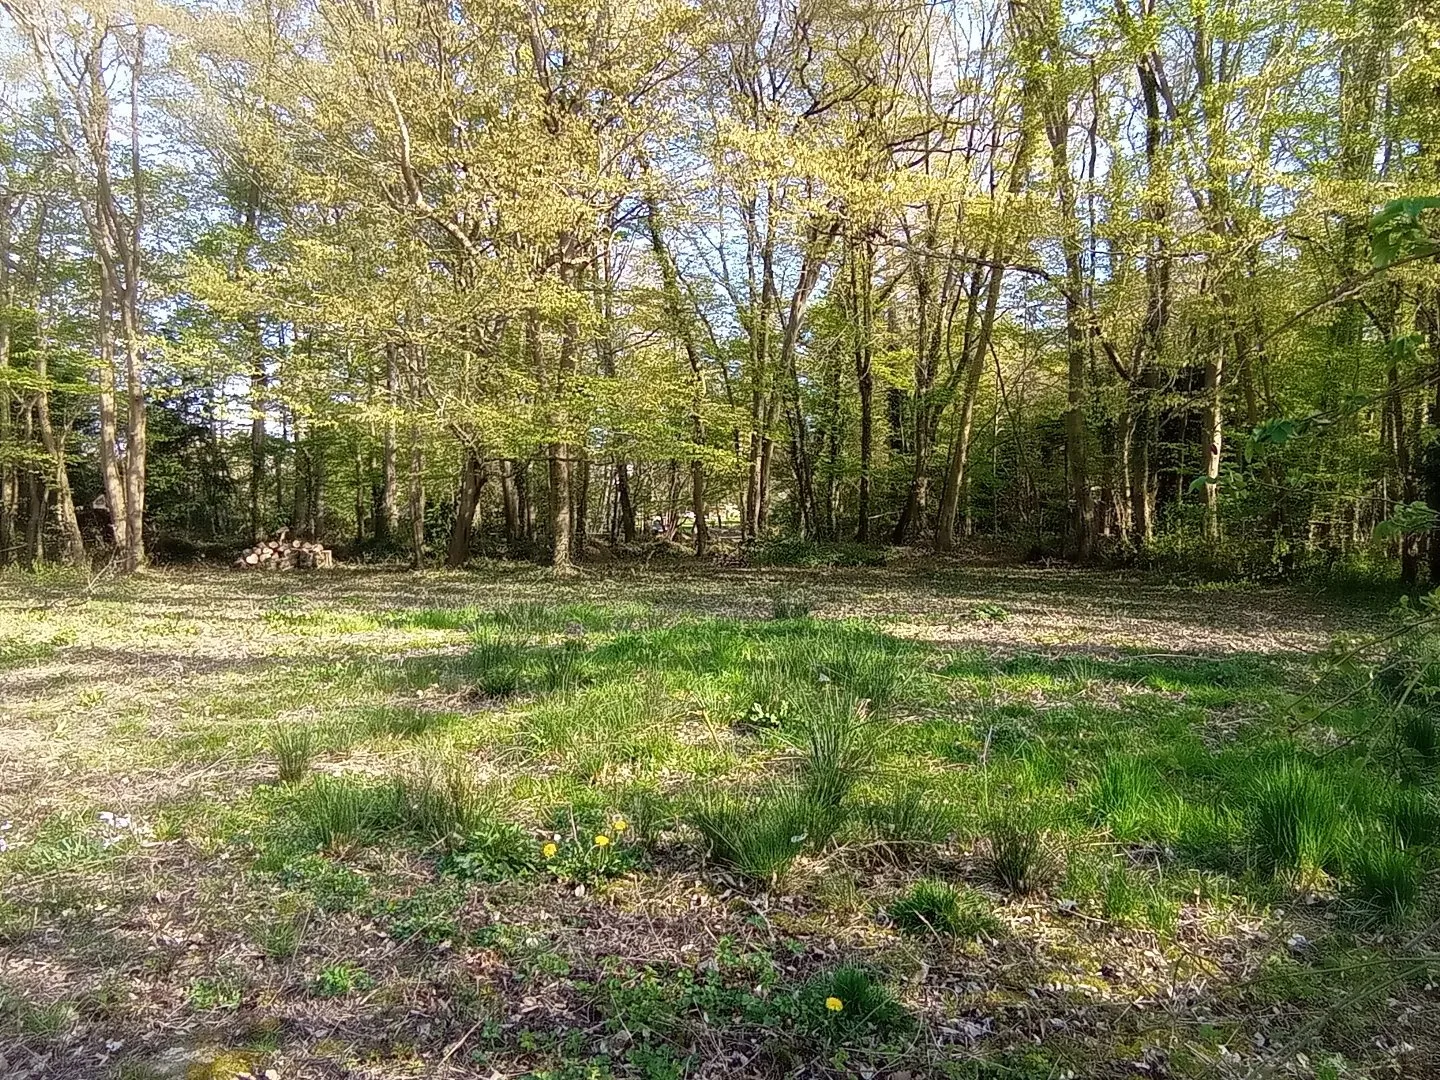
[0,563,1435,1079]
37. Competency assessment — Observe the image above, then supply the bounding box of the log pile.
[234,531,334,570]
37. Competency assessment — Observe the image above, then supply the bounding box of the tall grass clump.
[1346,841,1424,924]
[393,762,489,849]
[467,633,525,697]
[269,725,316,785]
[1246,763,1344,877]
[790,694,876,819]
[689,788,819,886]
[1396,709,1440,767]
[983,808,1053,894]
[1386,787,1440,849]
[862,783,953,852]
[770,592,813,620]
[890,879,1001,939]
[539,640,589,694]
[295,775,374,852]
[1089,756,1156,839]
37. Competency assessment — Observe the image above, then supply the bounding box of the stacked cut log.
[234,532,334,570]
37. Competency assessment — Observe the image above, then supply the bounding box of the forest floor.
[0,557,1433,1080]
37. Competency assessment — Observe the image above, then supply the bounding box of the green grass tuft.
[1246,763,1344,877]
[689,788,819,885]
[1346,841,1424,924]
[984,811,1053,894]
[269,724,316,785]
[890,879,1001,939]
[805,965,912,1039]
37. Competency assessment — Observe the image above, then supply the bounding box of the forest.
[0,0,1437,578]
[7,3,1440,1080]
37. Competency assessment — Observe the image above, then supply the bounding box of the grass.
[890,879,1002,939]
[0,562,1432,1079]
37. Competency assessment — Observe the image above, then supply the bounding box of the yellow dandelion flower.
[611,817,628,833]
[542,842,558,859]
[593,834,611,848]
[825,996,844,1013]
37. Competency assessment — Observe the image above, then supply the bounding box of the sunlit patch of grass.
[803,965,912,1040]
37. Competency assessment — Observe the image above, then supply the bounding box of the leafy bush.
[1247,763,1343,877]
[269,724,316,785]
[890,879,1001,939]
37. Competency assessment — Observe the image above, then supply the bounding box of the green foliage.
[1346,842,1424,924]
[984,811,1053,894]
[443,820,540,882]
[391,761,489,849]
[312,963,373,997]
[269,724,316,785]
[467,633,525,698]
[770,592,813,620]
[890,879,1001,939]
[689,788,819,885]
[1246,763,1344,877]
[790,694,874,816]
[803,966,912,1041]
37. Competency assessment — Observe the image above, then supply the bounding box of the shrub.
[984,811,1053,894]
[804,966,912,1040]
[1347,842,1424,924]
[891,879,1001,939]
[1247,764,1343,877]
[269,725,316,785]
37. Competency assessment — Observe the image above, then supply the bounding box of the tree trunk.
[446,451,484,568]
[615,458,636,543]
[549,444,572,569]
[380,342,399,543]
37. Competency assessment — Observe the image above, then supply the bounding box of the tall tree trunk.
[614,459,636,543]
[34,347,84,567]
[380,342,399,543]
[499,459,521,547]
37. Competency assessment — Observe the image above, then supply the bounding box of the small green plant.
[971,601,1009,622]
[1346,841,1423,924]
[254,916,302,959]
[468,633,524,697]
[269,724,316,785]
[804,965,912,1039]
[187,974,244,1010]
[862,783,952,852]
[984,811,1052,894]
[443,820,538,882]
[312,963,373,997]
[1247,763,1343,877]
[393,761,489,849]
[1102,864,1143,922]
[690,788,818,885]
[891,879,1001,939]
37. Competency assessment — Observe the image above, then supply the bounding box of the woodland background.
[2,0,1439,579]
